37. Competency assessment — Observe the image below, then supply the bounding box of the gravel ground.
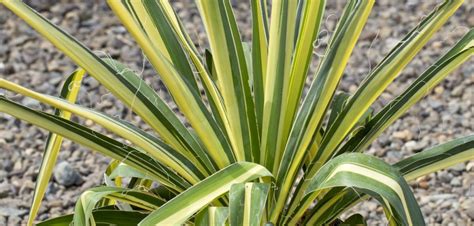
[0,0,473,225]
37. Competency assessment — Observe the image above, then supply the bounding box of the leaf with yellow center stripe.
[107,0,235,169]
[196,0,259,162]
[305,135,474,225]
[229,183,270,226]
[272,0,374,221]
[73,187,165,226]
[139,162,272,225]
[195,207,229,226]
[259,0,298,174]
[302,153,424,226]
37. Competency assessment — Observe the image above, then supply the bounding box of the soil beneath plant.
[0,0,473,225]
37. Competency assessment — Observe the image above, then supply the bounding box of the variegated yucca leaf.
[0,79,206,184]
[195,207,229,226]
[301,153,424,226]
[27,69,84,226]
[37,209,148,226]
[0,97,191,191]
[139,162,271,225]
[0,0,472,225]
[229,183,270,226]
[305,135,474,225]
[73,187,165,226]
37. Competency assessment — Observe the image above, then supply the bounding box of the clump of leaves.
[0,0,472,225]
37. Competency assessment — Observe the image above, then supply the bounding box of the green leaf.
[273,0,375,220]
[395,134,474,181]
[139,162,272,225]
[37,209,147,226]
[0,97,190,191]
[108,163,155,182]
[195,207,229,226]
[27,69,85,226]
[0,79,206,185]
[326,92,351,131]
[339,28,474,155]
[250,0,269,137]
[259,0,298,173]
[278,0,326,161]
[300,153,424,226]
[229,183,270,226]
[341,213,366,226]
[196,0,259,162]
[107,0,236,169]
[311,0,464,174]
[0,0,210,168]
[305,135,474,224]
[73,187,164,226]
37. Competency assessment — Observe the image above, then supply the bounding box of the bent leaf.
[74,187,164,226]
[303,153,424,226]
[139,162,272,225]
[306,135,474,224]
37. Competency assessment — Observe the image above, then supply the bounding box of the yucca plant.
[0,0,472,225]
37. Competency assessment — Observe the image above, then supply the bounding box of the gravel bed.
[0,0,473,225]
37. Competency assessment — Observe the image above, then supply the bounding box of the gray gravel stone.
[53,161,82,187]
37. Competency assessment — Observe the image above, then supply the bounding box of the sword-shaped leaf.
[229,183,270,226]
[306,135,474,225]
[0,79,206,185]
[273,0,374,220]
[27,69,85,226]
[196,0,259,162]
[301,153,424,226]
[107,0,235,168]
[37,209,148,226]
[0,0,210,169]
[73,187,165,226]
[0,97,190,191]
[139,162,271,225]
[195,207,229,226]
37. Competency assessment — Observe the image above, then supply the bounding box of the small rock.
[21,98,41,108]
[434,86,444,95]
[53,161,82,187]
[405,140,428,152]
[428,99,443,110]
[450,177,461,187]
[451,86,464,97]
[438,171,453,184]
[449,163,466,172]
[461,200,474,219]
[0,183,12,198]
[466,162,474,172]
[419,181,429,190]
[0,207,27,217]
[8,215,22,225]
[392,129,413,141]
[0,131,14,141]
